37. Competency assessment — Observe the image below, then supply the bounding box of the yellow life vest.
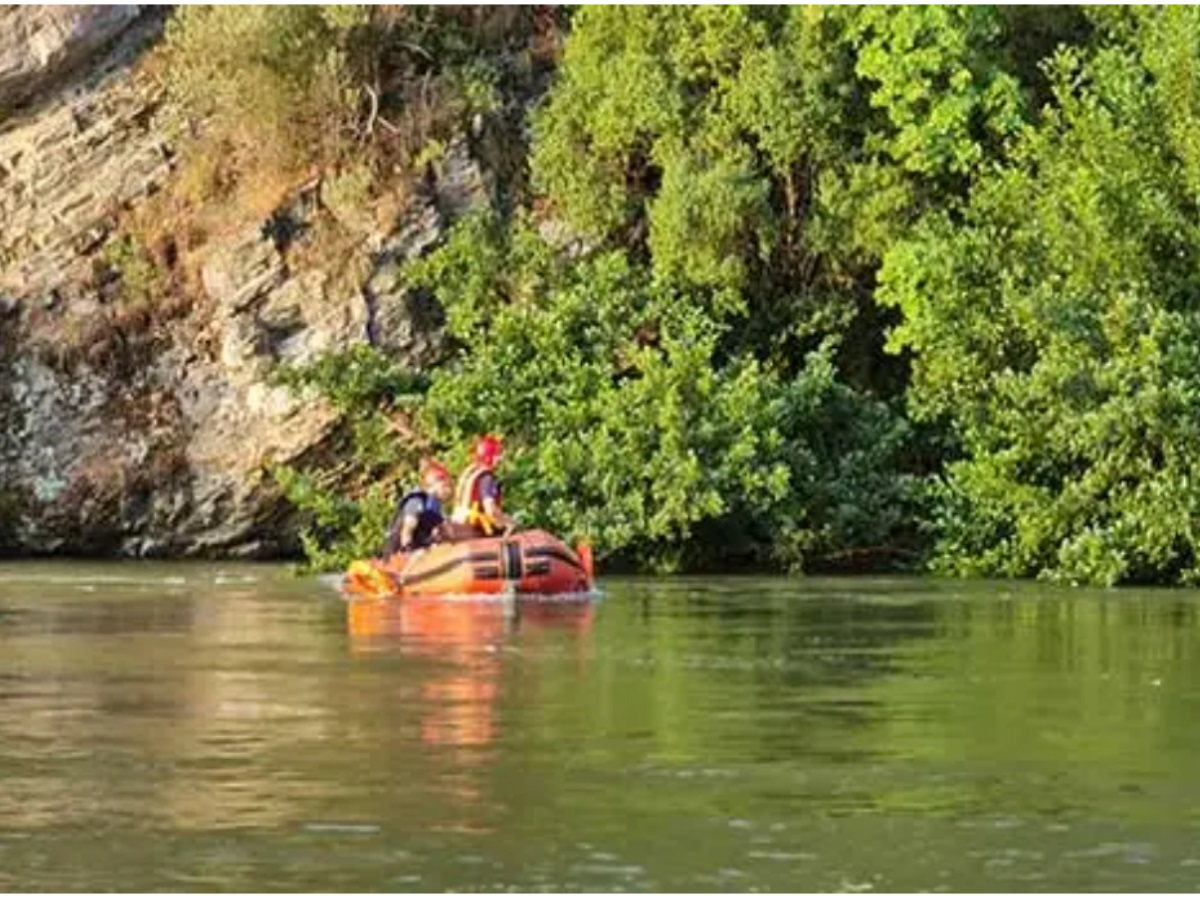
[452,463,499,535]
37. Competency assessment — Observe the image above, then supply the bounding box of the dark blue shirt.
[382,491,444,556]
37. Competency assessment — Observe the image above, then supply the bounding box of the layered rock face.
[0,5,144,116]
[0,7,483,556]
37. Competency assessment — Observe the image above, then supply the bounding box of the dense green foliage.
[270,345,427,572]
[407,212,914,571]
[880,8,1200,585]
[529,6,1031,378]
[161,6,1200,583]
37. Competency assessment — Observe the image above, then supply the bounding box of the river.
[0,561,1198,891]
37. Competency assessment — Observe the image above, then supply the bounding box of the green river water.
[0,562,1199,891]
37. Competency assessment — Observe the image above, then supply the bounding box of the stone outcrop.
[0,7,489,557]
[0,5,145,118]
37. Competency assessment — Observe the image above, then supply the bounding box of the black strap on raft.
[524,544,586,573]
[501,540,523,582]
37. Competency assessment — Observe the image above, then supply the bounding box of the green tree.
[258,5,1118,577]
[532,7,861,373]
[879,8,1200,585]
[530,6,1052,386]
[407,213,915,572]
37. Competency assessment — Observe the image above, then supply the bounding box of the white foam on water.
[0,574,155,586]
[747,850,818,862]
[0,573,193,590]
[301,822,381,835]
[213,574,256,586]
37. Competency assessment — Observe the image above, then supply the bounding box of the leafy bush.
[100,235,161,305]
[405,213,915,572]
[878,9,1200,585]
[271,465,395,573]
[529,6,1052,381]
[271,345,428,571]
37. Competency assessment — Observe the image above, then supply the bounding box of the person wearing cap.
[451,434,516,538]
[381,459,455,558]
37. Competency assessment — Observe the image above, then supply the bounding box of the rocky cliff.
[0,6,488,557]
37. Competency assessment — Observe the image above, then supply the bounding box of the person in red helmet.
[451,434,516,537]
[381,459,456,558]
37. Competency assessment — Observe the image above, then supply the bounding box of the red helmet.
[421,459,451,484]
[473,434,504,469]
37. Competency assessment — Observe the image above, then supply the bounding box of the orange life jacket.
[451,463,501,534]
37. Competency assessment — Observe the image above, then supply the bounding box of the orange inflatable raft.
[342,528,594,600]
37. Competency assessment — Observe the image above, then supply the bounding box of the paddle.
[389,547,428,595]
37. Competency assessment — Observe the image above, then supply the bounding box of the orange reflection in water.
[346,597,594,831]
[346,595,594,765]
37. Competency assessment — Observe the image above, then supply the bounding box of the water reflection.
[1,568,1200,891]
[0,570,338,833]
[347,599,594,746]
[345,597,595,834]
[348,598,509,757]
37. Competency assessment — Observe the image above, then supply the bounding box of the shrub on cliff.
[270,345,429,571]
[163,6,370,192]
[161,6,560,207]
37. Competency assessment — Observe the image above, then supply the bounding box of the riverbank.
[8,8,1200,586]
